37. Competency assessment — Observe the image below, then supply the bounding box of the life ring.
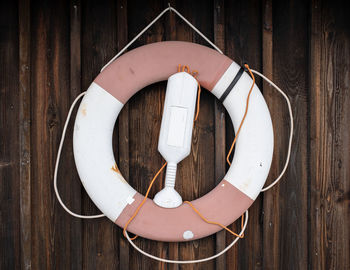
[73,41,274,242]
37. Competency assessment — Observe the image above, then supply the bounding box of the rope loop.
[54,5,293,264]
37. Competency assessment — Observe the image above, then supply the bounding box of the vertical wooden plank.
[70,1,81,103]
[19,0,32,269]
[261,0,280,269]
[263,0,309,269]
[309,2,322,269]
[0,1,20,269]
[31,0,82,268]
[70,0,83,268]
[165,2,179,270]
[30,0,51,268]
[81,0,119,269]
[310,0,350,269]
[172,1,216,269]
[116,0,130,269]
[224,1,263,269]
[127,1,167,269]
[213,0,226,269]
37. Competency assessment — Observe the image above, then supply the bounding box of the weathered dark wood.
[81,0,119,269]
[224,1,263,269]
[0,1,20,269]
[2,0,350,269]
[165,2,180,269]
[19,0,31,269]
[261,0,280,269]
[264,1,309,269]
[213,0,227,269]
[172,1,216,269]
[30,0,82,268]
[69,0,83,269]
[127,1,167,269]
[116,0,130,269]
[309,0,350,269]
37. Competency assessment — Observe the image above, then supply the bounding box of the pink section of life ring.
[94,41,254,242]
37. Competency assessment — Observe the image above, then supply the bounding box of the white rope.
[123,70,293,263]
[250,70,294,192]
[53,3,293,264]
[53,92,249,263]
[125,210,248,264]
[100,4,223,72]
[53,91,105,219]
[168,6,223,54]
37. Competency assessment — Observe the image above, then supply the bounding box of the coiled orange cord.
[122,64,255,240]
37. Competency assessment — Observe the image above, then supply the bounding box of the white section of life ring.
[73,83,136,221]
[212,62,274,199]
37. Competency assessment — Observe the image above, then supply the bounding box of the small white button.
[183,230,194,240]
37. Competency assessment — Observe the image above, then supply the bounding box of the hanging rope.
[54,3,294,264]
[53,92,105,219]
[100,5,223,72]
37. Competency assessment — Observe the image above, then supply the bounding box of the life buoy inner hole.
[111,80,236,202]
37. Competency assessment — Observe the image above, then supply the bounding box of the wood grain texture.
[19,0,31,269]
[262,0,280,269]
[309,0,350,269]
[81,0,119,269]
[69,0,83,269]
[213,0,227,269]
[1,0,350,269]
[224,1,263,269]
[165,2,180,269]
[0,1,20,269]
[173,1,216,269]
[115,0,130,269]
[127,1,167,269]
[264,1,309,269]
[30,0,83,268]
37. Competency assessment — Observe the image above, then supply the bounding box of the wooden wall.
[1,0,349,269]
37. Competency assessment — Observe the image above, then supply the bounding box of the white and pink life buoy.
[72,41,274,242]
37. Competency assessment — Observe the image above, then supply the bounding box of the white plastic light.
[153,72,198,208]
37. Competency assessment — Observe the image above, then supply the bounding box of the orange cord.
[191,70,201,121]
[122,64,255,240]
[183,201,245,238]
[123,162,167,240]
[226,64,255,166]
[177,64,201,121]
